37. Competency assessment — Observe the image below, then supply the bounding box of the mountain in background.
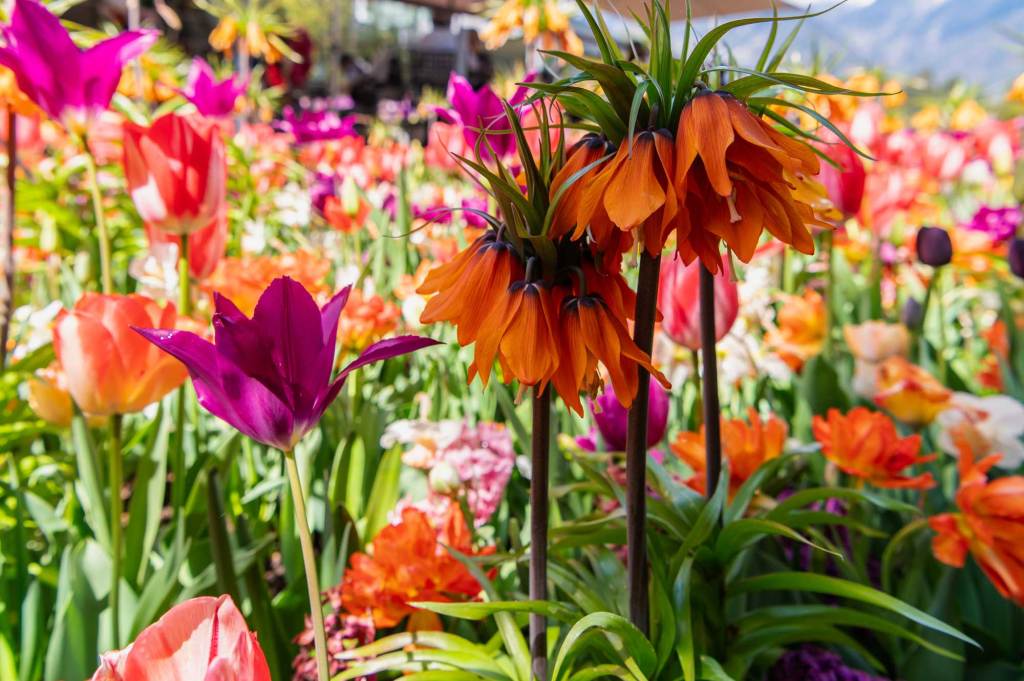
[659,0,1024,94]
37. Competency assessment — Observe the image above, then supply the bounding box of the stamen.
[727,189,742,223]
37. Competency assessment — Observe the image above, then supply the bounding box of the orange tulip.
[53,293,186,416]
[812,407,935,489]
[337,288,401,352]
[930,438,1024,606]
[873,356,951,426]
[672,407,787,496]
[340,505,492,628]
[765,290,827,371]
[203,250,331,316]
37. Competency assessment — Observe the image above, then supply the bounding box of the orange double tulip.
[812,407,935,490]
[53,293,186,416]
[930,440,1024,606]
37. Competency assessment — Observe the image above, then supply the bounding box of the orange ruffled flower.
[337,289,401,352]
[873,356,951,426]
[203,250,331,316]
[674,91,829,272]
[930,440,1024,607]
[340,506,492,628]
[765,290,827,371]
[672,407,787,497]
[812,407,935,489]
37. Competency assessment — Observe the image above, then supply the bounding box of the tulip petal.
[251,277,326,414]
[134,328,294,449]
[320,335,441,413]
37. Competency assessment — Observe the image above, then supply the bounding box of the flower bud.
[915,226,953,267]
[429,460,462,495]
[1009,238,1024,279]
[901,297,924,330]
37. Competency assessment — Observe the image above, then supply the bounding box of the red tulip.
[657,256,738,351]
[90,595,270,681]
[818,133,866,219]
[145,203,228,279]
[123,113,226,235]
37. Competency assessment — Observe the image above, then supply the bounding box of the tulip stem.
[82,144,113,294]
[530,386,550,680]
[699,264,722,498]
[823,229,835,358]
[108,413,123,647]
[1,109,16,371]
[625,250,660,635]
[178,234,191,316]
[691,349,703,428]
[284,449,330,681]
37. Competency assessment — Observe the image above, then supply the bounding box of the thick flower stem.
[1,110,16,370]
[530,386,551,680]
[284,450,330,681]
[625,250,661,635]
[82,144,113,294]
[823,229,836,358]
[108,413,124,647]
[178,235,191,316]
[699,264,722,497]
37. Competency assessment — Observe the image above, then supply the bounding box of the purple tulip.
[768,646,890,681]
[0,0,157,132]
[1009,238,1024,279]
[275,107,359,144]
[180,58,248,118]
[964,205,1022,243]
[134,277,439,450]
[434,71,535,161]
[310,172,337,215]
[589,381,669,451]
[915,226,953,267]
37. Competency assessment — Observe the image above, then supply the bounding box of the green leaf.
[411,600,578,623]
[724,453,797,524]
[362,447,402,540]
[730,572,978,647]
[677,470,727,557]
[797,354,851,416]
[715,518,839,563]
[70,413,109,548]
[767,486,920,518]
[698,656,736,681]
[124,405,172,585]
[552,612,656,681]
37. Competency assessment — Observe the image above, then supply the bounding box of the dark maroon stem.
[1,110,16,371]
[699,263,722,496]
[625,250,660,635]
[530,386,550,680]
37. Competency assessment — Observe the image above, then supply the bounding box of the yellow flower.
[1008,73,1024,105]
[874,356,951,426]
[950,99,987,131]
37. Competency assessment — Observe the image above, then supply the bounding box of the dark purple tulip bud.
[1009,238,1024,279]
[915,226,953,267]
[901,297,924,330]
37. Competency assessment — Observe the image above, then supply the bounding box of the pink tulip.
[90,596,270,681]
[817,132,866,219]
[657,256,738,351]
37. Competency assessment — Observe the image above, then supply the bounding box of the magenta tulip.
[135,277,439,450]
[590,381,669,451]
[658,256,739,351]
[434,71,535,161]
[276,107,359,144]
[0,0,157,132]
[180,57,248,118]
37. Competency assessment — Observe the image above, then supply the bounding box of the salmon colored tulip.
[53,293,186,416]
[765,290,827,371]
[123,113,226,235]
[930,439,1024,607]
[657,256,739,351]
[873,356,951,426]
[90,595,270,681]
[812,407,935,490]
[844,321,910,398]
